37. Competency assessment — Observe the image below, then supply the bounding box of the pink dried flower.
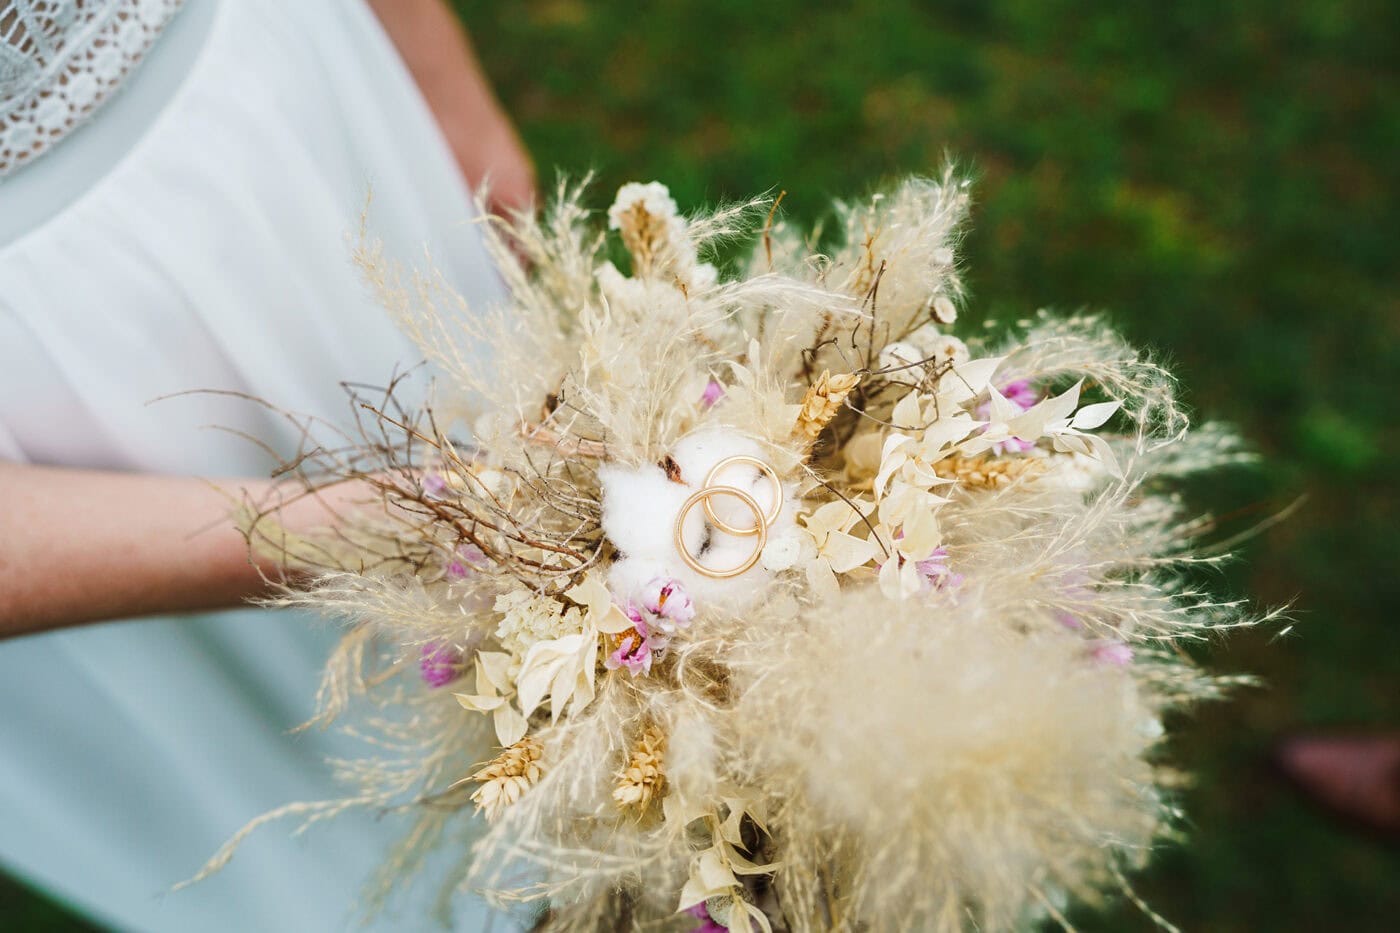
[1091,640,1134,667]
[605,634,648,675]
[700,379,725,409]
[993,435,1035,455]
[422,472,448,496]
[914,547,964,592]
[605,606,663,677]
[1001,379,1039,409]
[605,633,652,677]
[419,643,461,687]
[643,577,696,631]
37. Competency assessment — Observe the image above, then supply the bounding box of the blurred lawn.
[7,0,1397,929]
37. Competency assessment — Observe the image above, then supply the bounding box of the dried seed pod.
[469,736,544,822]
[795,371,862,442]
[613,725,667,812]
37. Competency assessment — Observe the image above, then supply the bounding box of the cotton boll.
[693,468,773,537]
[607,557,672,610]
[596,484,746,611]
[669,428,798,542]
[691,262,719,290]
[599,429,800,612]
[669,428,769,488]
[673,494,784,610]
[600,459,766,610]
[598,463,691,561]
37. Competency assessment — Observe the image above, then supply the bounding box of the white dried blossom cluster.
[607,181,681,231]
[606,180,717,291]
[492,591,583,656]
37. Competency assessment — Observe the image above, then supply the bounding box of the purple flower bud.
[419,643,461,687]
[700,379,725,409]
[686,904,727,933]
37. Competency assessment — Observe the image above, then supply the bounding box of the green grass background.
[5,0,1397,929]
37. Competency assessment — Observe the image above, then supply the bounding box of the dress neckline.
[0,0,216,249]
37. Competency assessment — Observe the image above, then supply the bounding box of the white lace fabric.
[0,0,183,177]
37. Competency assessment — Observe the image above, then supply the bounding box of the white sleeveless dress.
[0,1,512,930]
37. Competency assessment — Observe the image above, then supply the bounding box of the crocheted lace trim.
[0,0,183,177]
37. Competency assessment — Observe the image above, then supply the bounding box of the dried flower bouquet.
[208,173,1270,932]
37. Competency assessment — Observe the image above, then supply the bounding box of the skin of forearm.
[0,464,278,638]
[0,4,529,638]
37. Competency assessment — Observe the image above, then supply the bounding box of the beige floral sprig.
[933,454,1044,489]
[608,181,685,280]
[613,724,667,813]
[795,371,861,442]
[469,736,544,822]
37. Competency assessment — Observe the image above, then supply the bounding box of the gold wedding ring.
[702,456,782,535]
[674,486,769,579]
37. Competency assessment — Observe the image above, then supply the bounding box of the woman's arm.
[0,464,344,639]
[368,0,535,215]
[0,4,530,638]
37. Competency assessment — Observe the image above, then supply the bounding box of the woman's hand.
[368,0,536,216]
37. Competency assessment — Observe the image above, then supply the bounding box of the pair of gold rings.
[673,456,783,579]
